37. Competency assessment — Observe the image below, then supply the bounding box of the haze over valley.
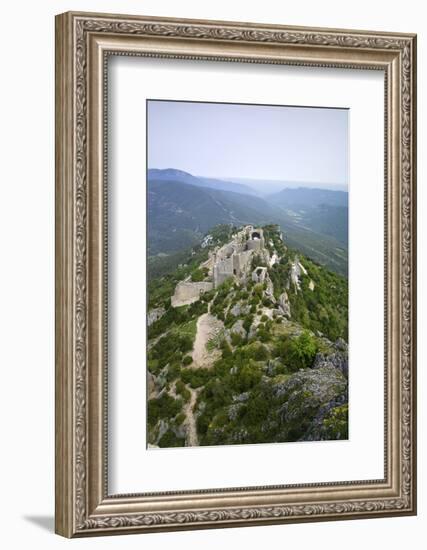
[148,168,348,277]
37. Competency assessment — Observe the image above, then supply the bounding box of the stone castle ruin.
[171,226,267,308]
[171,281,213,308]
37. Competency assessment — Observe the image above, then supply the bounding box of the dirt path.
[191,312,223,368]
[183,386,199,447]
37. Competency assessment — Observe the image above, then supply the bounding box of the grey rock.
[273,366,348,440]
[230,303,242,317]
[157,365,169,389]
[278,292,291,318]
[266,358,284,376]
[228,403,244,421]
[265,278,275,298]
[230,319,247,339]
[147,372,157,397]
[156,419,169,444]
[147,307,166,326]
[233,392,250,403]
[335,338,348,352]
[303,393,348,441]
[313,350,348,378]
[172,423,187,439]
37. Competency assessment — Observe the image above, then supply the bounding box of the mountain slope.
[266,187,349,251]
[268,187,348,208]
[148,178,282,255]
[148,172,349,276]
[147,224,348,448]
[148,168,258,195]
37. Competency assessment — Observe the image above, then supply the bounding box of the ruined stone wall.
[252,266,268,284]
[213,257,234,288]
[171,281,213,308]
[233,250,253,275]
[246,238,262,251]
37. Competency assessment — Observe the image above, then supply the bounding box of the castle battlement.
[212,226,265,288]
[171,226,267,307]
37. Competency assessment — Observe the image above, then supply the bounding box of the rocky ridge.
[147,224,348,447]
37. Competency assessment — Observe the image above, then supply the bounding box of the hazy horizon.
[148,167,348,194]
[147,100,349,190]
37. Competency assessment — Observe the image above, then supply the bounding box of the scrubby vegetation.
[147,223,348,448]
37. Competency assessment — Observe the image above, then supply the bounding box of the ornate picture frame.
[55,11,417,537]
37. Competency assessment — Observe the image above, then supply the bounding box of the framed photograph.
[55,11,417,537]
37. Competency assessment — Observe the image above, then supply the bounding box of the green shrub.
[188,300,208,317]
[175,412,186,425]
[175,380,186,393]
[158,430,185,448]
[233,362,263,392]
[166,362,181,382]
[147,359,160,375]
[181,368,211,388]
[176,380,191,402]
[183,355,193,366]
[253,284,263,299]
[323,404,348,439]
[147,394,183,428]
[257,327,271,343]
[191,268,205,282]
[276,331,317,371]
[242,315,254,333]
[201,289,216,303]
[230,332,243,347]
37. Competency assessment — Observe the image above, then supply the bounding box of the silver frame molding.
[55,11,417,538]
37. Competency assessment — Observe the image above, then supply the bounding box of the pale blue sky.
[147,100,348,188]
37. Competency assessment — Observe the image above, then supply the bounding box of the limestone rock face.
[265,278,275,298]
[230,302,250,317]
[273,366,348,441]
[230,319,247,339]
[204,364,348,446]
[232,392,250,403]
[155,419,169,445]
[147,306,165,326]
[312,347,348,378]
[335,337,348,352]
[278,291,291,318]
[147,371,157,399]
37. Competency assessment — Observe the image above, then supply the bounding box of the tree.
[287,331,318,370]
[191,268,205,282]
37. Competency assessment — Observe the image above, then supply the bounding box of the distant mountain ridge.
[147,169,349,276]
[148,168,258,196]
[148,178,281,255]
[268,187,348,208]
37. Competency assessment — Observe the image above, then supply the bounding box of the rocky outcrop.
[278,291,291,318]
[274,365,348,441]
[303,397,348,441]
[312,343,348,378]
[147,371,157,399]
[232,392,250,403]
[230,319,247,339]
[230,303,250,317]
[147,306,165,326]
[265,278,275,298]
[290,256,308,292]
[204,363,348,446]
